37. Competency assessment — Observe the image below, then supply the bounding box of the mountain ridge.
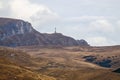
[0,17,89,47]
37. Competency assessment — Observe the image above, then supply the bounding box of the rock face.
[0,18,33,36]
[77,39,89,46]
[0,18,89,47]
[43,33,79,46]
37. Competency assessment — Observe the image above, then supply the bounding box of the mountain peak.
[0,18,33,37]
[0,18,89,47]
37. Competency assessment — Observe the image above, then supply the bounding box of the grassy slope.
[41,68,120,80]
[0,46,120,80]
[18,46,120,80]
[0,47,56,80]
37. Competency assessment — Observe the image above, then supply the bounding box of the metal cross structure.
[55,27,56,33]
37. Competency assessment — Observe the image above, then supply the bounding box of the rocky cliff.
[0,18,33,37]
[0,18,89,47]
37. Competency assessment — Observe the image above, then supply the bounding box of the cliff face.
[0,18,33,39]
[77,39,89,46]
[0,18,37,46]
[0,18,89,47]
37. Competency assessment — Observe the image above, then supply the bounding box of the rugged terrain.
[0,45,120,80]
[0,17,120,80]
[17,45,120,80]
[0,18,89,47]
[19,46,120,68]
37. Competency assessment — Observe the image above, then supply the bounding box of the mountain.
[0,18,89,47]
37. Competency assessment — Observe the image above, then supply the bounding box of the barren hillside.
[17,45,120,80]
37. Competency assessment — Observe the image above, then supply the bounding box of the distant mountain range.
[0,18,89,47]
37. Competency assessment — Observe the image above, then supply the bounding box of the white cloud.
[0,0,58,26]
[89,19,114,32]
[62,16,105,23]
[9,0,57,21]
[75,16,105,21]
[117,21,120,27]
[0,0,60,32]
[0,1,2,9]
[30,8,60,28]
[86,37,115,46]
[9,0,39,20]
[115,20,120,32]
[0,0,120,46]
[8,0,60,31]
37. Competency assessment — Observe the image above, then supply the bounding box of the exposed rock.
[0,18,89,47]
[0,18,33,39]
[113,68,120,73]
[83,55,112,68]
[77,39,89,46]
[43,33,79,46]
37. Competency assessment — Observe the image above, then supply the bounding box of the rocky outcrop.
[113,68,120,73]
[77,39,89,46]
[43,33,79,46]
[0,18,89,47]
[0,18,33,38]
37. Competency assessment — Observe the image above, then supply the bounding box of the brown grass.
[17,46,120,80]
[0,46,120,80]
[0,47,56,80]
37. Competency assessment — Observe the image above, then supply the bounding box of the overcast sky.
[0,0,120,46]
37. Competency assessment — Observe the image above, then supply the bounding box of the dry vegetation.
[0,47,56,80]
[0,46,120,80]
[17,45,120,80]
